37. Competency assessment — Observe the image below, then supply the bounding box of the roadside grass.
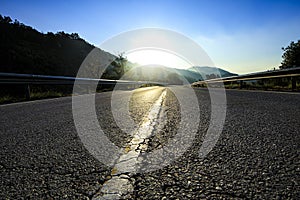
[0,95,16,104]
[30,91,64,100]
[0,84,158,105]
[0,91,64,105]
[140,83,163,88]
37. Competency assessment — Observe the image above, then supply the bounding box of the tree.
[70,33,80,40]
[56,31,67,37]
[14,19,20,26]
[280,40,300,69]
[3,16,12,23]
[113,53,128,76]
[0,15,12,24]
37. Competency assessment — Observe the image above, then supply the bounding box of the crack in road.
[93,90,167,200]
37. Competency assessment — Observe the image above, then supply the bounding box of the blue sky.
[1,0,300,73]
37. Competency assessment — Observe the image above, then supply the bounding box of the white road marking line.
[93,90,167,200]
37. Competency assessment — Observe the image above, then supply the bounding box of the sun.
[126,48,193,69]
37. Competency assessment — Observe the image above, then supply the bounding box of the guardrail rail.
[192,67,300,91]
[0,72,166,100]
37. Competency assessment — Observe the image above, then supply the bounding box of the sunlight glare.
[126,49,192,69]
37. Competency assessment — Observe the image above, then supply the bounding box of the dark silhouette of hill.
[0,15,118,77]
[122,65,237,84]
[0,15,130,103]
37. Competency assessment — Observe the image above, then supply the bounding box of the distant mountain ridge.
[188,66,238,79]
[121,65,238,84]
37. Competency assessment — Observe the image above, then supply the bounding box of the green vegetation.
[0,91,64,104]
[280,40,300,68]
[139,83,164,88]
[194,39,300,92]
[0,15,129,104]
[0,16,92,76]
[0,15,129,78]
[223,78,300,91]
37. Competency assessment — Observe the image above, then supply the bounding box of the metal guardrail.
[0,72,163,85]
[1,67,299,101]
[192,67,300,90]
[0,72,166,100]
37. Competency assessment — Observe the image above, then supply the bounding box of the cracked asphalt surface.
[0,86,299,199]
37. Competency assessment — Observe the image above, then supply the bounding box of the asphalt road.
[0,86,299,199]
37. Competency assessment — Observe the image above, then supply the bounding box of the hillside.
[0,15,125,79]
[188,66,238,79]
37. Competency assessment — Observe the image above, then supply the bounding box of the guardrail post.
[239,80,243,89]
[25,84,31,100]
[291,77,296,91]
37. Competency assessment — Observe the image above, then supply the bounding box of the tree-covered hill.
[0,15,115,77]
